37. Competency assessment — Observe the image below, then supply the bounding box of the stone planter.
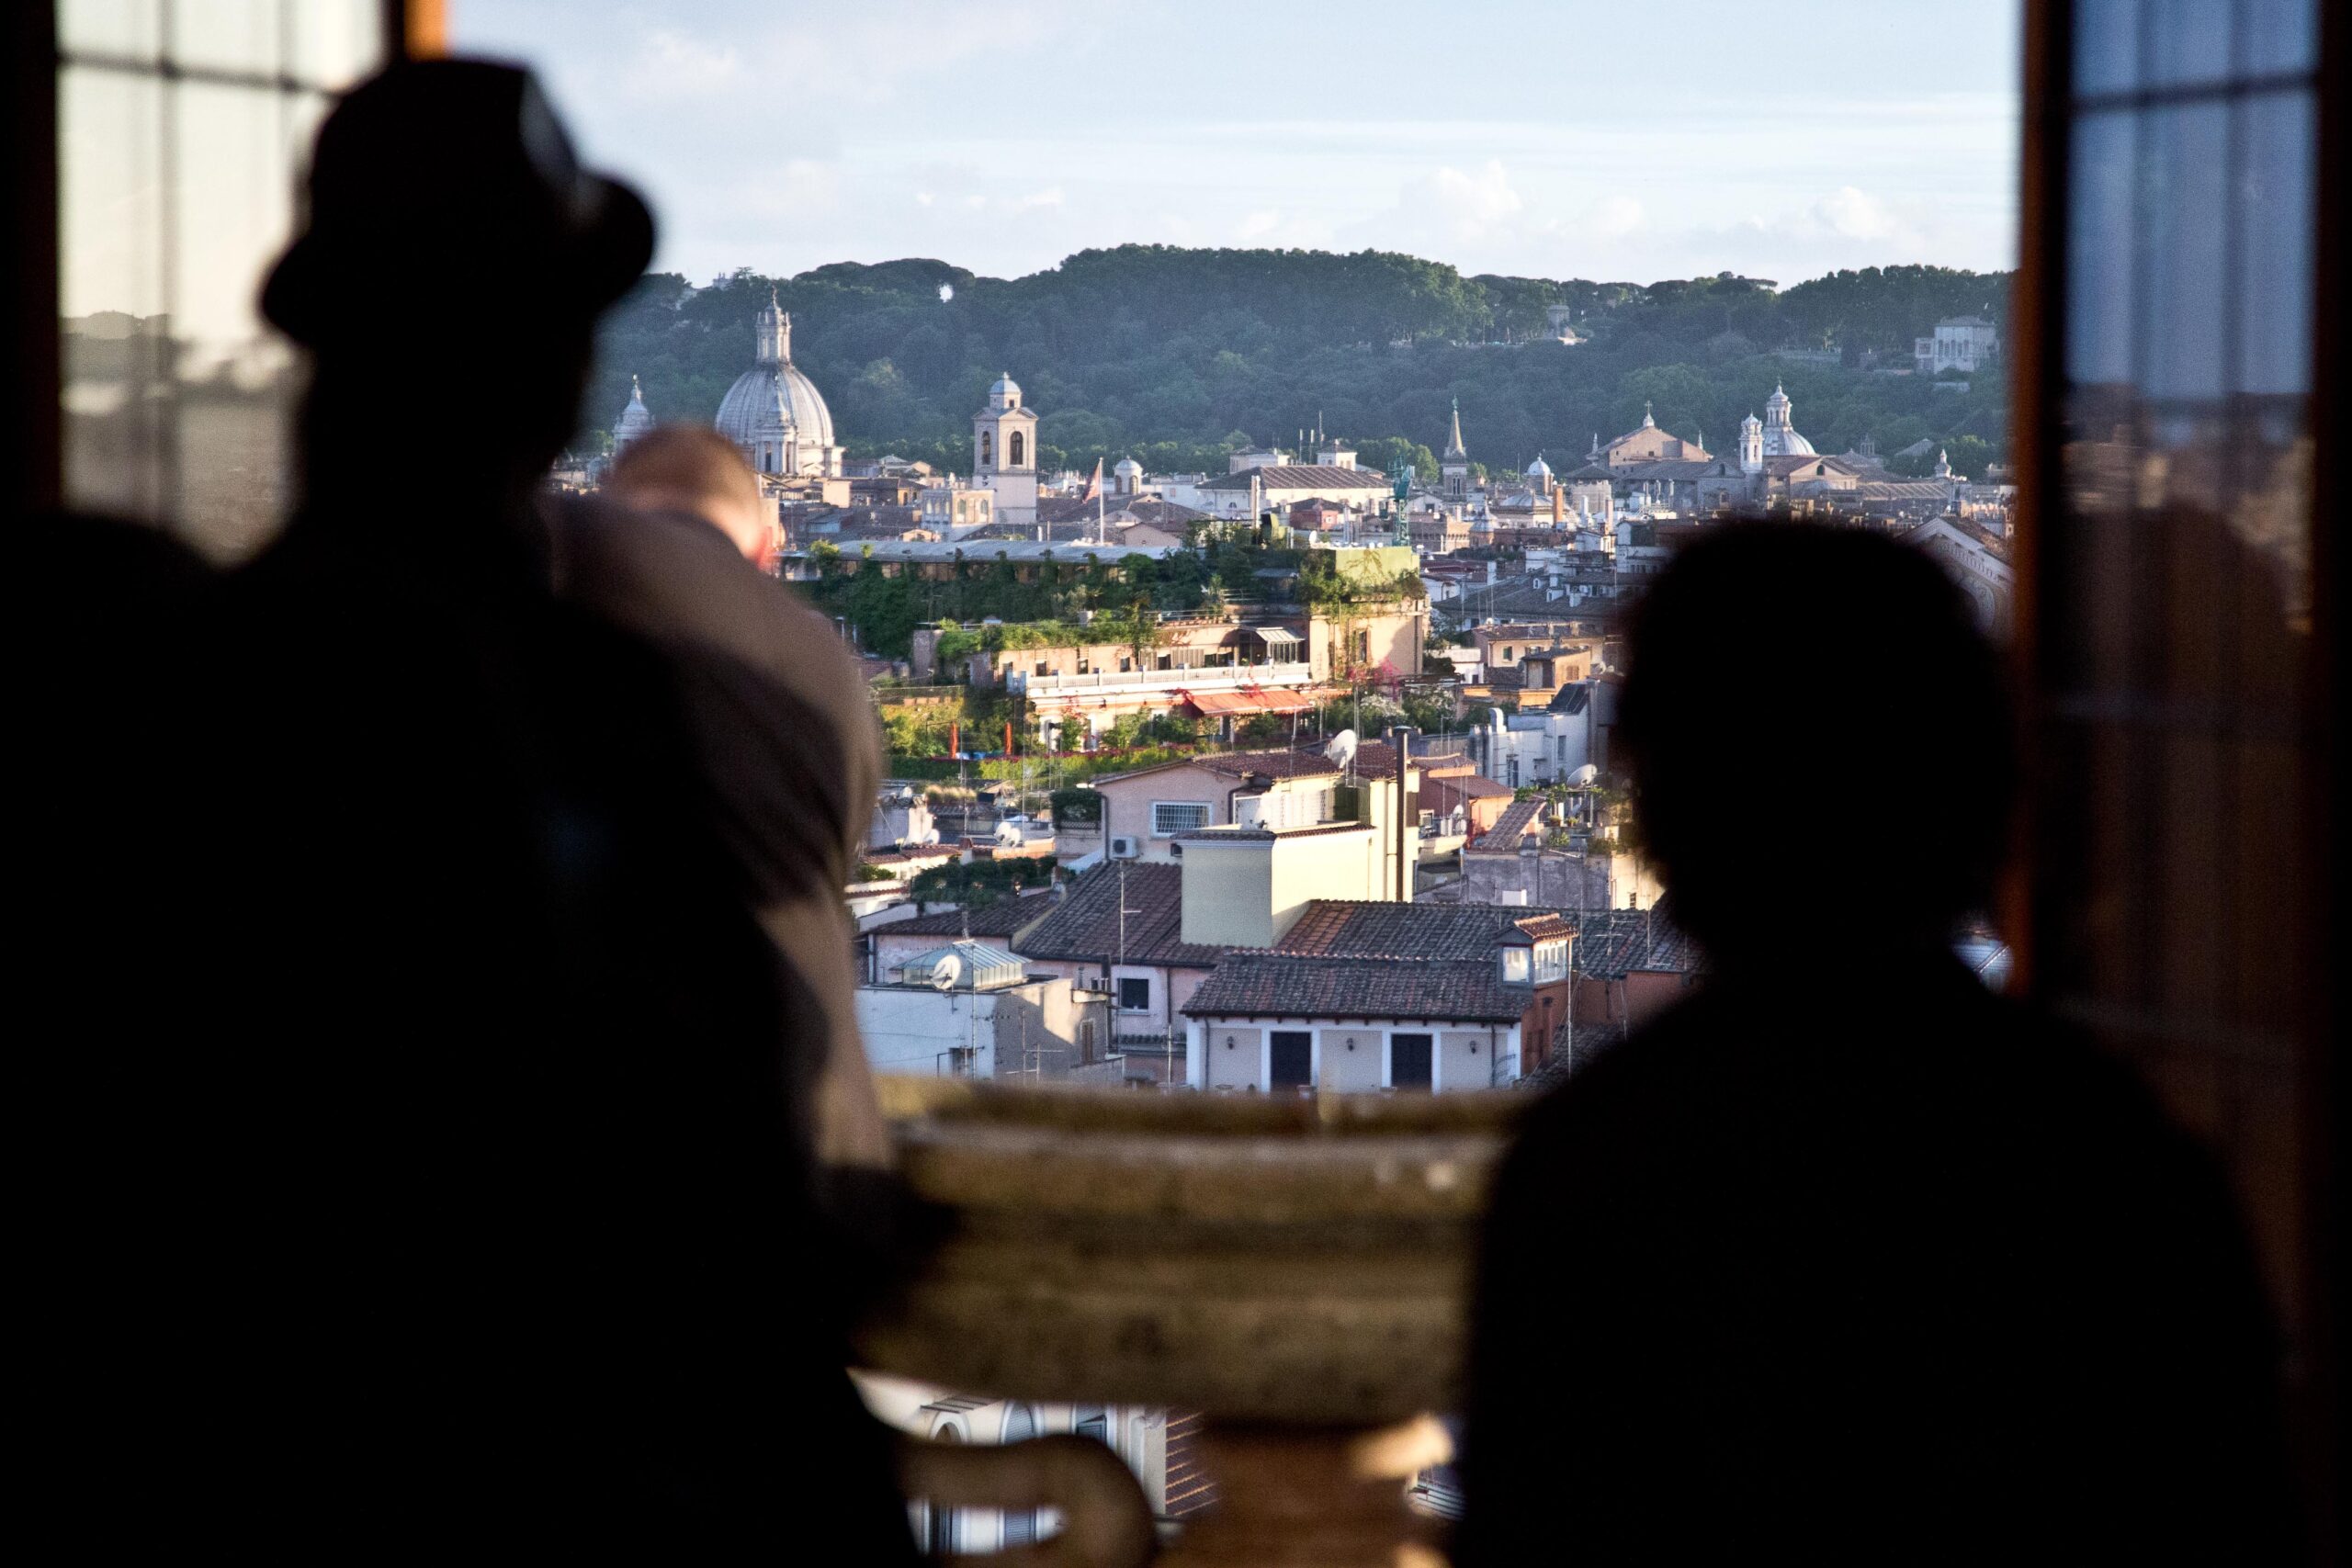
[855,1079,1526,1567]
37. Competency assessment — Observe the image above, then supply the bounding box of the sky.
[458,0,2025,289]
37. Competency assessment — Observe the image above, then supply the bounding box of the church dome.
[614,375,655,444]
[713,288,836,472]
[1758,382,1816,457]
[1525,455,1553,479]
[988,372,1023,409]
[716,361,835,451]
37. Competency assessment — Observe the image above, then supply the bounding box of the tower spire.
[755,286,790,365]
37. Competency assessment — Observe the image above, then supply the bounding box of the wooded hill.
[587,247,2011,479]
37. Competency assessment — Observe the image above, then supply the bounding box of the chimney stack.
[1394,726,1415,903]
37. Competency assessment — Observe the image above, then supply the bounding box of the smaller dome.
[1526,455,1553,479]
[1114,457,1142,475]
[614,375,655,445]
[989,372,1023,408]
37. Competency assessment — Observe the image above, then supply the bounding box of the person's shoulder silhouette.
[103,61,918,1564]
[1455,522,2295,1565]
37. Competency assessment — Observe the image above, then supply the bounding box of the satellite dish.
[1566,763,1599,786]
[994,819,1025,848]
[930,953,962,991]
[1324,728,1358,772]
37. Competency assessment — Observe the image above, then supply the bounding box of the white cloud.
[1804,185,1909,242]
[1588,195,1645,239]
[451,4,2017,286]
[1412,160,1525,240]
[618,29,743,101]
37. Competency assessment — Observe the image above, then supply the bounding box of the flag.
[1079,456,1103,502]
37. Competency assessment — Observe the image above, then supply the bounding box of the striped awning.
[1182,688,1317,717]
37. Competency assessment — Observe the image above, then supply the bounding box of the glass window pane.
[2074,0,2141,96]
[60,0,164,61]
[2138,103,2228,400]
[2066,111,2135,386]
[2234,92,2315,396]
[290,0,385,91]
[2143,0,2232,89]
[172,80,322,558]
[60,63,170,521]
[2241,0,2317,76]
[169,0,283,78]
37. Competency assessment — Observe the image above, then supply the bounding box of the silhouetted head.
[265,60,654,498]
[607,425,775,565]
[1617,521,2014,960]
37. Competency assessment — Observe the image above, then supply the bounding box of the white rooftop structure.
[889,941,1029,992]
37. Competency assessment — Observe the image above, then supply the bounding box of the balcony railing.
[1007,660,1315,700]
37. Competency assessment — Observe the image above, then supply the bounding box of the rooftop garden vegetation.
[801,530,1424,660]
[909,857,1046,914]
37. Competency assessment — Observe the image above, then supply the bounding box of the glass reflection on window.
[57,0,385,558]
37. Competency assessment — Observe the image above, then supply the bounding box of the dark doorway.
[1390,1034,1433,1090]
[1270,1031,1312,1089]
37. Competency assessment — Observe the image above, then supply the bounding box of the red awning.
[1182,690,1264,716]
[1250,688,1316,714]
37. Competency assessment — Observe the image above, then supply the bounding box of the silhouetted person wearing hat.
[136,62,917,1560]
[1455,524,2295,1564]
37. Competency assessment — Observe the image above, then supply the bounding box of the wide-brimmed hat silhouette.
[264,59,653,346]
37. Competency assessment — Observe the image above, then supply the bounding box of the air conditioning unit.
[1110,835,1140,860]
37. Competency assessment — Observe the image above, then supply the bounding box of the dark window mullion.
[2071,67,2319,111]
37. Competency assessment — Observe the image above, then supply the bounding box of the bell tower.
[973,371,1040,529]
[1441,397,1471,502]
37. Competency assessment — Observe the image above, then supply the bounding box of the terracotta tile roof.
[1551,900,1697,979]
[1193,749,1342,781]
[876,889,1060,940]
[1471,798,1546,852]
[1182,954,1529,1023]
[1421,773,1511,818]
[1012,862,1227,967]
[1273,900,1575,961]
[1032,496,1206,526]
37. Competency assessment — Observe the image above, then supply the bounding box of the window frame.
[1150,800,1209,838]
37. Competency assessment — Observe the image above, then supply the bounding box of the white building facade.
[1915,314,2001,375]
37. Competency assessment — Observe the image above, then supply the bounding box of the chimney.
[1393,726,1415,902]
